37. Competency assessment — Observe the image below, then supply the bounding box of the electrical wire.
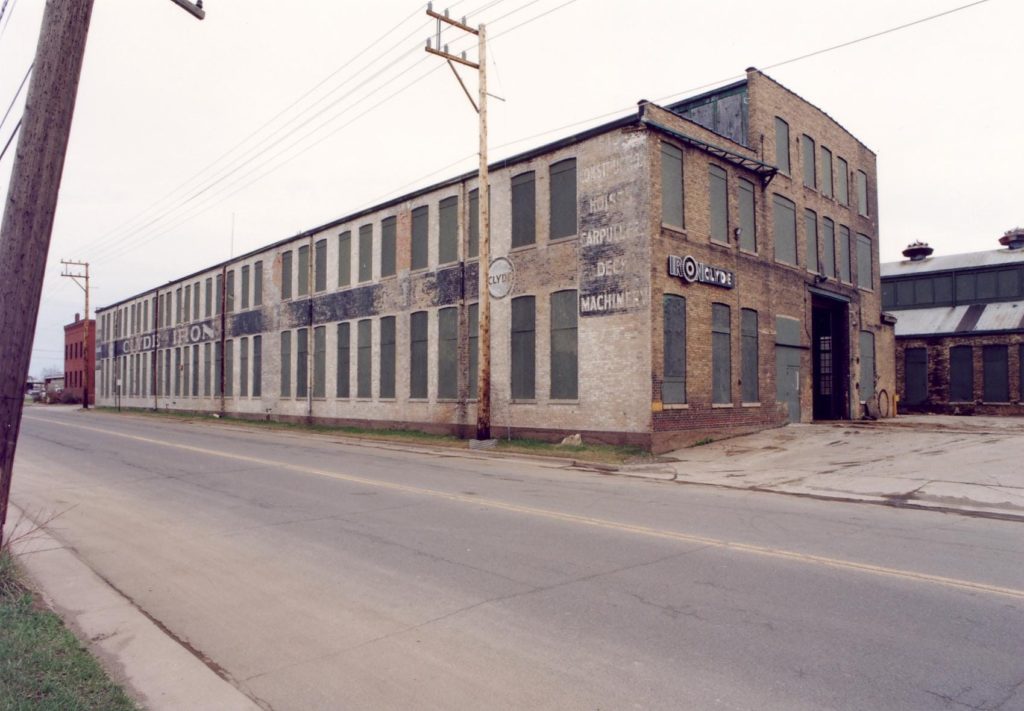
[0,63,31,137]
[0,0,18,41]
[0,117,21,164]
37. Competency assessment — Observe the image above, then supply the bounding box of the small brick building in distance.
[94,68,893,452]
[882,228,1024,415]
[64,313,95,405]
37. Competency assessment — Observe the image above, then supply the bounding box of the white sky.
[1,0,1020,376]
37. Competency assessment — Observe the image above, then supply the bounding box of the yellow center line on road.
[25,415,1024,601]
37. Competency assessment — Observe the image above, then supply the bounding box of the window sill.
[661,223,687,237]
[741,402,761,408]
[378,397,397,402]
[408,397,429,402]
[549,399,579,405]
[712,403,734,408]
[510,399,537,404]
[548,235,578,245]
[355,397,373,402]
[662,403,688,410]
[436,398,459,403]
[738,247,758,257]
[509,243,537,254]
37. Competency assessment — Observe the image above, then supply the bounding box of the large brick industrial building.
[64,313,95,405]
[94,68,893,451]
[882,228,1024,415]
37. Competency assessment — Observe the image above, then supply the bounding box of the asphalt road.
[12,407,1024,710]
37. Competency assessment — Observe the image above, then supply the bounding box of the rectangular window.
[226,270,235,312]
[839,225,852,283]
[165,349,172,395]
[297,245,309,296]
[661,142,684,229]
[313,326,325,398]
[174,347,181,396]
[191,345,198,397]
[549,158,577,240]
[738,179,755,252]
[741,309,759,403]
[203,342,211,397]
[439,196,458,264]
[511,171,536,248]
[336,322,350,398]
[857,170,869,216]
[709,164,728,244]
[410,311,428,399]
[904,348,928,406]
[773,194,797,265]
[296,328,308,398]
[214,342,223,396]
[774,117,790,175]
[663,296,687,404]
[837,157,849,206]
[241,266,250,309]
[821,147,833,198]
[805,209,819,273]
[935,275,954,304]
[856,233,873,290]
[859,331,875,401]
[357,319,371,398]
[468,302,479,399]
[192,284,199,321]
[281,250,293,299]
[802,134,816,189]
[185,287,192,322]
[468,189,480,259]
[956,272,977,302]
[240,337,249,397]
[997,268,1019,299]
[949,345,973,402]
[254,262,263,306]
[315,239,327,292]
[338,232,351,287]
[280,331,291,397]
[381,217,396,277]
[550,290,578,400]
[822,218,836,279]
[379,316,396,399]
[252,335,262,397]
[225,339,233,396]
[411,207,428,270]
[511,295,536,399]
[983,345,1009,402]
[712,303,732,404]
[438,307,458,399]
[176,288,182,324]
[358,223,374,281]
[205,278,212,317]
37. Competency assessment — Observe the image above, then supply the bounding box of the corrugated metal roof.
[881,248,1024,277]
[890,300,1024,337]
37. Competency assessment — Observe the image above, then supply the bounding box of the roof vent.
[999,227,1024,250]
[902,241,934,261]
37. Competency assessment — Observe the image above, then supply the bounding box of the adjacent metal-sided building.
[94,68,893,451]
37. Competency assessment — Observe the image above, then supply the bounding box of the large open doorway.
[811,294,850,420]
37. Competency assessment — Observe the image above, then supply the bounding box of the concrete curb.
[3,505,263,711]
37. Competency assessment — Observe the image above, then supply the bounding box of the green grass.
[0,550,139,711]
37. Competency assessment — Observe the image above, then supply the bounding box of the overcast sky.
[1,0,1020,376]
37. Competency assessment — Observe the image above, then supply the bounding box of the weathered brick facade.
[95,69,893,452]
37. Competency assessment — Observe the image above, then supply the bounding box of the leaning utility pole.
[60,259,91,409]
[425,4,493,442]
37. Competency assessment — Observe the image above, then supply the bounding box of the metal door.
[776,345,802,423]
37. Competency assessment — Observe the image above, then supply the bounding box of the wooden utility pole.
[59,259,91,409]
[0,0,95,546]
[425,4,493,442]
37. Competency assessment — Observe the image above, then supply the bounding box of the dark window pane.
[338,232,351,287]
[774,117,790,174]
[359,224,373,281]
[709,165,728,244]
[313,326,326,398]
[379,316,395,399]
[904,348,928,405]
[741,309,758,403]
[438,307,458,399]
[203,342,211,397]
[511,171,536,248]
[956,273,976,302]
[357,319,371,398]
[254,262,263,306]
[914,278,934,305]
[805,209,818,273]
[281,251,292,299]
[468,303,478,399]
[410,311,428,398]
[468,189,479,259]
[550,290,578,399]
[411,207,428,270]
[802,134,816,188]
[997,269,1018,299]
[859,331,875,400]
[661,143,684,228]
[297,245,309,296]
[252,335,262,397]
[857,170,869,216]
[381,217,396,277]
[241,266,250,309]
[822,218,835,278]
[336,322,350,398]
[934,275,953,304]
[296,328,308,398]
[439,196,458,264]
[837,157,849,206]
[315,239,327,292]
[821,147,833,198]
[738,179,755,252]
[240,337,248,397]
[949,345,973,401]
[983,345,1008,402]
[511,296,535,399]
[773,194,796,265]
[839,226,852,282]
[896,280,914,307]
[712,303,731,404]
[662,295,686,404]
[225,339,233,396]
[856,234,873,289]
[549,158,577,240]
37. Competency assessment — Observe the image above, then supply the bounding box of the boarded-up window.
[281,251,292,299]
[821,147,833,198]
[252,335,262,397]
[738,179,755,252]
[192,283,199,320]
[857,233,873,290]
[550,290,578,399]
[357,319,371,398]
[336,323,350,398]
[297,245,309,296]
[859,331,875,401]
[468,303,478,399]
[227,271,235,312]
[225,339,234,396]
[439,196,458,264]
[359,224,373,281]
[839,225,852,283]
[240,337,249,397]
[773,194,797,265]
[203,342,211,396]
[438,307,458,399]
[662,295,686,404]
[709,164,728,244]
[296,328,308,398]
[241,266,250,309]
[822,218,836,279]
[511,295,535,399]
[381,217,396,277]
[183,287,191,323]
[174,348,181,396]
[170,348,176,396]
[191,346,199,397]
[550,158,577,240]
[411,207,428,270]
[949,345,973,401]
[338,232,351,287]
[983,345,1009,402]
[661,143,684,229]
[741,309,758,403]
[837,157,849,206]
[774,117,790,174]
[712,303,731,404]
[805,209,818,273]
[511,171,536,248]
[468,189,479,259]
[205,278,212,317]
[308,326,323,398]
[802,134,816,189]
[410,311,428,399]
[379,316,395,399]
[857,170,869,216]
[904,347,928,405]
[254,262,262,306]
[315,239,327,292]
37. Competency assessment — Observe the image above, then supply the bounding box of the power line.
[0,63,32,137]
[0,118,21,164]
[0,0,18,41]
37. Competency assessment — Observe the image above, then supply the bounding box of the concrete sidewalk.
[3,505,262,711]
[625,415,1024,520]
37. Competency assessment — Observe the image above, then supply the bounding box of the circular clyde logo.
[488,256,514,299]
[681,255,699,283]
